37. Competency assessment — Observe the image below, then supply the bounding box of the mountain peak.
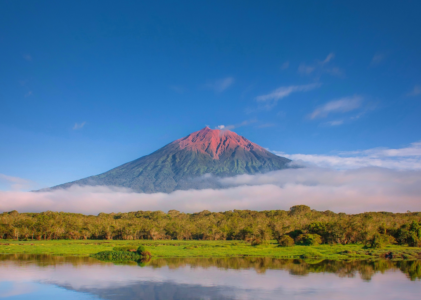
[50,127,291,193]
[174,127,265,159]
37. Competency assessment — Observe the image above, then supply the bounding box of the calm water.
[0,255,420,300]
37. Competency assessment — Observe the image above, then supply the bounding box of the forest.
[1,205,421,248]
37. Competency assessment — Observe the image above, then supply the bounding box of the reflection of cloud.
[0,174,33,191]
[204,77,234,93]
[0,256,418,300]
[73,122,86,130]
[1,166,421,214]
[275,141,421,170]
[310,96,362,119]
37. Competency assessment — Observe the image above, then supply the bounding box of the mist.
[1,167,420,214]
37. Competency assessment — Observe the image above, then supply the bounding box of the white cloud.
[169,85,185,93]
[0,174,33,191]
[407,85,421,96]
[325,67,344,77]
[256,83,320,110]
[23,54,32,61]
[205,77,234,93]
[298,64,315,75]
[257,123,275,128]
[281,61,289,70]
[298,53,343,77]
[322,53,335,64]
[325,120,344,126]
[216,119,257,130]
[371,53,386,65]
[310,96,362,119]
[274,141,421,170]
[24,91,32,97]
[3,141,421,214]
[1,166,421,214]
[73,122,86,130]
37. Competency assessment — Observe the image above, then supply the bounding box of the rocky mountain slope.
[50,127,291,193]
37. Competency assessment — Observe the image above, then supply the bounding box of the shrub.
[251,238,263,246]
[295,234,322,246]
[367,233,395,249]
[137,245,152,257]
[91,251,141,262]
[407,233,421,247]
[277,235,294,247]
[287,229,303,240]
[289,205,311,216]
[136,245,146,254]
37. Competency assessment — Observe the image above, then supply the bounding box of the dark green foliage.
[307,222,328,242]
[277,235,294,247]
[367,233,395,249]
[295,234,323,246]
[1,207,420,249]
[137,245,146,254]
[91,251,141,262]
[394,221,421,247]
[287,230,303,239]
[289,205,311,216]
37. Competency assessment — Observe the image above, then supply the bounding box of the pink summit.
[50,126,291,193]
[174,127,266,159]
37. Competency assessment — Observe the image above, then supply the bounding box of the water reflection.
[0,254,420,300]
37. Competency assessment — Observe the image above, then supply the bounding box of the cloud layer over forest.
[1,141,421,215]
[1,167,420,214]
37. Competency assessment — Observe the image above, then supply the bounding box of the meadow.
[1,239,420,261]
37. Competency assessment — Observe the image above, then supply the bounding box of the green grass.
[0,239,420,260]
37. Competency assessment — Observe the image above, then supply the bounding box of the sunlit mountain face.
[50,127,291,193]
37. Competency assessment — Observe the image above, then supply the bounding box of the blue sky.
[1,0,421,190]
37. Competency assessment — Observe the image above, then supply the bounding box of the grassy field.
[1,239,421,260]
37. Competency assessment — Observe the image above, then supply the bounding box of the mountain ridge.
[49,127,292,193]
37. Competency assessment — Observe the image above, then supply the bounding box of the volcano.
[51,127,291,193]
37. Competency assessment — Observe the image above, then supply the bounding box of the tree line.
[1,205,420,247]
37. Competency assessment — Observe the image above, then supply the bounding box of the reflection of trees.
[1,254,420,281]
[149,257,421,281]
[0,253,103,267]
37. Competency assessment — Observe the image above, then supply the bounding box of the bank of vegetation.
[1,205,420,250]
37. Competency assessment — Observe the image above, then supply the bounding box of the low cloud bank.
[275,141,421,170]
[1,167,420,214]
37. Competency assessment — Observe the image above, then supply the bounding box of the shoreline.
[1,240,420,261]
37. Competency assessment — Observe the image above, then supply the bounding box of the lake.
[0,255,420,299]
